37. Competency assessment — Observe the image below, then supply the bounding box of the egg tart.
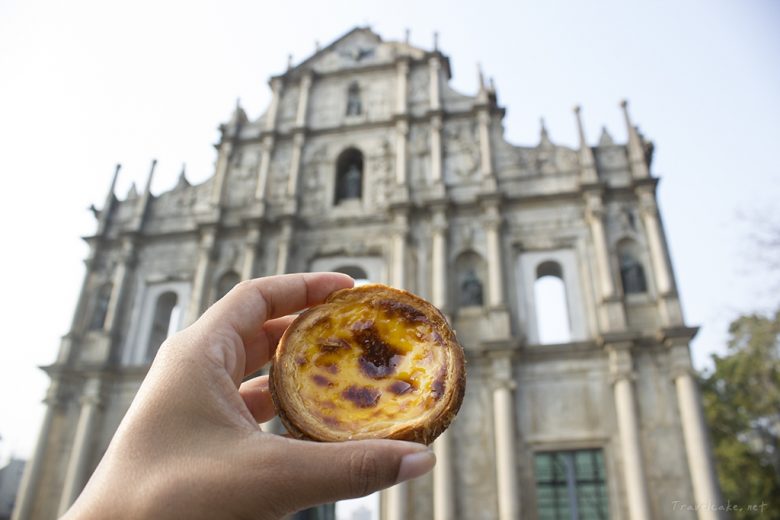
[269,284,465,444]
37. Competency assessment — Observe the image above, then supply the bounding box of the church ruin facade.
[14,27,722,520]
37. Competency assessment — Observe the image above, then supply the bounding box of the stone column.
[103,238,135,334]
[478,110,494,179]
[638,189,672,296]
[58,378,102,515]
[211,141,233,206]
[428,56,441,111]
[186,227,216,324]
[395,119,408,185]
[492,357,520,520]
[584,194,615,300]
[255,135,274,200]
[241,227,261,280]
[670,343,724,519]
[608,345,651,520]
[287,131,305,197]
[395,59,409,115]
[11,381,62,520]
[483,203,504,307]
[430,207,454,519]
[390,213,408,288]
[276,219,293,275]
[430,114,443,184]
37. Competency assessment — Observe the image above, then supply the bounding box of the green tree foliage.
[700,308,780,518]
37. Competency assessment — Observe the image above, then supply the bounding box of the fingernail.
[396,449,436,483]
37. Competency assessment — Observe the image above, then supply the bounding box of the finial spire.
[287,54,293,70]
[404,28,410,44]
[144,159,157,194]
[573,105,598,183]
[620,99,650,178]
[433,31,439,51]
[573,105,587,146]
[315,40,320,52]
[477,63,485,91]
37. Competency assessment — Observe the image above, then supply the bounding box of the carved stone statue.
[341,163,362,199]
[620,254,647,294]
[346,82,362,116]
[460,269,484,307]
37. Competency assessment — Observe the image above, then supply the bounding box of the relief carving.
[443,122,480,178]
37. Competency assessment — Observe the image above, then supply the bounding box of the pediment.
[287,27,424,77]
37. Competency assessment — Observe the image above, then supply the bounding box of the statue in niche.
[341,163,362,200]
[460,269,484,307]
[346,82,362,116]
[620,253,647,294]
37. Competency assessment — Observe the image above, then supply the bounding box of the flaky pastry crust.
[269,284,466,444]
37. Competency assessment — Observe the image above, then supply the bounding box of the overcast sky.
[0,0,778,489]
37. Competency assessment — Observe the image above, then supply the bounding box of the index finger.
[203,272,354,349]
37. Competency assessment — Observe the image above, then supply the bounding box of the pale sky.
[0,0,778,491]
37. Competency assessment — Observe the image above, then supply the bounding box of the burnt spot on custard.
[319,337,350,353]
[388,380,414,395]
[377,299,429,324]
[342,385,381,408]
[295,356,307,367]
[353,322,402,378]
[311,374,334,387]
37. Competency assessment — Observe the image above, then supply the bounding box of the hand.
[63,273,436,519]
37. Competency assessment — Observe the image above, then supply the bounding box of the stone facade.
[13,27,723,520]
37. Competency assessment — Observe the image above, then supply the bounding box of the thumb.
[268,438,435,511]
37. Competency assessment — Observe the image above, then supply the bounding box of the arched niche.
[616,239,648,295]
[453,250,487,310]
[334,148,364,204]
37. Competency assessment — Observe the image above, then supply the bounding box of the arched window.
[454,251,487,309]
[617,240,648,294]
[334,148,364,204]
[346,82,362,116]
[333,265,369,286]
[88,283,113,331]
[534,261,572,344]
[216,270,241,302]
[146,291,179,362]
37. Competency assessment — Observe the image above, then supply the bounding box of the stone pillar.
[241,227,261,280]
[638,189,672,296]
[287,131,305,197]
[395,59,409,115]
[395,119,408,185]
[430,206,453,519]
[255,135,274,200]
[584,194,615,300]
[608,345,651,520]
[483,203,504,307]
[492,356,520,520]
[670,343,724,519]
[103,238,135,334]
[276,219,293,275]
[390,213,408,288]
[295,72,312,128]
[385,484,408,520]
[428,56,441,111]
[211,141,233,206]
[430,208,447,311]
[11,381,62,520]
[477,110,494,179]
[186,227,216,324]
[430,114,443,184]
[58,378,102,516]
